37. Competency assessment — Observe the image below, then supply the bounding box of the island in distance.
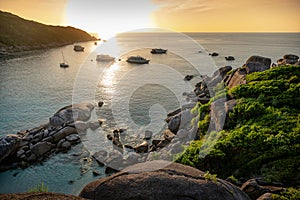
[0,10,97,56]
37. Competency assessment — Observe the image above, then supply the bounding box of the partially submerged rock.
[49,103,94,127]
[210,52,219,56]
[133,141,149,153]
[277,54,299,65]
[0,134,21,163]
[0,102,99,171]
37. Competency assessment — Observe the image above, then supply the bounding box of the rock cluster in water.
[91,54,300,174]
[0,103,101,171]
[91,101,198,173]
[277,54,300,66]
[194,54,299,98]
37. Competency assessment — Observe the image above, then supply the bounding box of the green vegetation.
[0,11,96,53]
[272,188,300,200]
[27,182,48,193]
[203,171,218,183]
[177,65,300,186]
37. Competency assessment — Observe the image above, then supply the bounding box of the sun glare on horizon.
[65,0,158,39]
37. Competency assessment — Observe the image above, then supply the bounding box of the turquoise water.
[0,32,299,194]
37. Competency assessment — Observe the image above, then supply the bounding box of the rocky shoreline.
[91,54,300,170]
[0,40,94,58]
[0,54,299,199]
[0,103,101,171]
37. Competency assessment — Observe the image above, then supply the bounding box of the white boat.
[73,45,84,52]
[126,56,150,64]
[96,54,115,62]
[60,52,69,68]
[150,48,167,54]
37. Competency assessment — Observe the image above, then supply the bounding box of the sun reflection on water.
[100,62,120,95]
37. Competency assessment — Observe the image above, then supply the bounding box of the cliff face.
[0,11,97,54]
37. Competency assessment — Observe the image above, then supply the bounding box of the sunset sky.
[1,0,299,38]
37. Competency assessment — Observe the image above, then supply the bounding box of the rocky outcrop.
[277,54,299,65]
[210,98,226,132]
[0,103,101,171]
[49,103,94,127]
[52,127,77,143]
[244,55,271,72]
[209,52,219,56]
[80,160,250,200]
[222,56,271,89]
[31,142,54,157]
[257,193,273,200]
[244,61,270,74]
[192,55,273,95]
[213,65,233,80]
[193,66,232,98]
[134,141,149,153]
[92,103,198,172]
[167,115,181,133]
[0,134,21,163]
[226,68,247,89]
[167,106,197,135]
[241,179,284,200]
[208,65,233,89]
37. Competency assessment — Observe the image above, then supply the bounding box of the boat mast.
[61,51,66,63]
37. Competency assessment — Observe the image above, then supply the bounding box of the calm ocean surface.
[0,32,299,194]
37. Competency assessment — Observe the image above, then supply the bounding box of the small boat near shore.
[59,52,69,68]
[151,48,167,54]
[73,45,84,52]
[225,56,235,61]
[126,56,150,64]
[60,63,69,68]
[96,54,115,62]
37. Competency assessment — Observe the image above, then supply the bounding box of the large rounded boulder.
[244,55,271,73]
[0,134,21,164]
[80,160,250,200]
[49,103,94,127]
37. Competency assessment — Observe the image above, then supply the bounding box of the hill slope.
[0,11,96,54]
[177,65,300,185]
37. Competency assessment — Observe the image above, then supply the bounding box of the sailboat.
[60,52,69,68]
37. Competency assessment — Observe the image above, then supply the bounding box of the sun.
[65,0,158,39]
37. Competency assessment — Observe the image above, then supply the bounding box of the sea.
[0,32,299,195]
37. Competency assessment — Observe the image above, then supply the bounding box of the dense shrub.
[176,65,300,185]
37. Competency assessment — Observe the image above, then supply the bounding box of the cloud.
[152,0,215,13]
